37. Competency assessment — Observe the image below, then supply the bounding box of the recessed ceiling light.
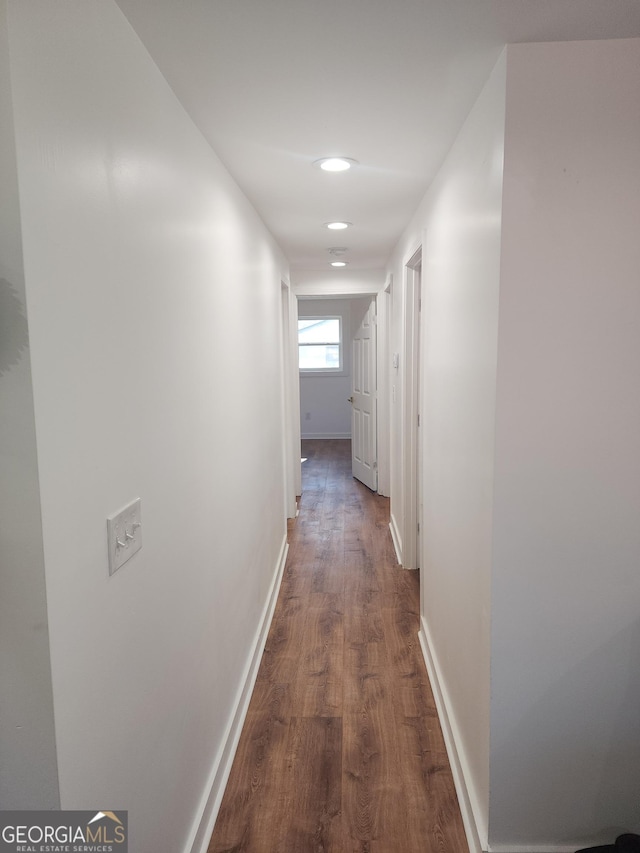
[331,261,348,267]
[314,157,357,172]
[325,221,351,230]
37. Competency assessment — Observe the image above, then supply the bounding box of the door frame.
[280,281,301,517]
[293,289,388,496]
[375,287,391,497]
[402,245,422,569]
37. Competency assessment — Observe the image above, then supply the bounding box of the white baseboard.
[488,847,584,853]
[300,432,351,439]
[418,616,487,853]
[185,536,289,853]
[419,620,600,853]
[389,513,402,565]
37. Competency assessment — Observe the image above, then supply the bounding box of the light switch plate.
[107,498,142,576]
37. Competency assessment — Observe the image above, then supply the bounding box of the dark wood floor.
[208,439,467,853]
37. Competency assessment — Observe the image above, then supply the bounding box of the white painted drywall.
[0,0,59,810]
[6,2,288,850]
[387,53,507,845]
[293,269,385,298]
[299,299,353,438]
[490,39,640,847]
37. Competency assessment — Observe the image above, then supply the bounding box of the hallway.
[208,440,467,853]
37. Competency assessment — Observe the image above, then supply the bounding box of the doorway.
[295,293,388,495]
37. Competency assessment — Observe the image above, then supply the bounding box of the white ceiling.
[116,0,640,272]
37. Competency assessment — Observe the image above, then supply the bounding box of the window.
[298,316,342,372]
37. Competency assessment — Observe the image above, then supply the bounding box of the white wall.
[293,268,384,298]
[387,53,507,849]
[490,38,640,848]
[388,37,640,853]
[0,0,59,810]
[6,2,289,851]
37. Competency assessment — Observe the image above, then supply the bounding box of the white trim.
[375,290,390,497]
[298,313,344,374]
[185,536,289,853]
[281,281,298,519]
[402,245,422,569]
[301,432,351,440]
[418,615,487,853]
[488,847,584,853]
[389,513,403,565]
[291,297,302,497]
[419,616,593,853]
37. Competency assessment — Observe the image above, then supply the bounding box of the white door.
[351,300,377,491]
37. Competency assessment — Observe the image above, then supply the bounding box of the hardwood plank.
[209,684,290,852]
[289,602,344,718]
[274,716,343,852]
[342,640,409,848]
[207,439,468,853]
